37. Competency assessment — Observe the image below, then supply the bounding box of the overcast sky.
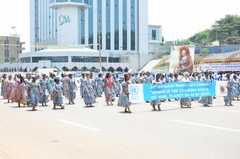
[0,0,239,52]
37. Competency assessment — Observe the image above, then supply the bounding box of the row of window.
[31,56,120,63]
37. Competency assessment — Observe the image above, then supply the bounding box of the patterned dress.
[39,78,50,104]
[83,79,96,105]
[66,78,76,102]
[150,80,162,106]
[180,77,191,107]
[1,78,7,98]
[224,79,234,105]
[5,79,15,99]
[117,81,131,107]
[61,77,67,96]
[198,78,213,106]
[27,81,40,107]
[96,77,104,97]
[114,76,121,96]
[52,83,64,106]
[104,78,114,100]
[190,76,199,101]
[15,81,28,105]
[80,77,85,97]
[48,77,55,97]
[232,78,239,97]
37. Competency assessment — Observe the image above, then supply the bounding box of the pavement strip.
[197,108,240,114]
[57,119,99,131]
[172,120,240,133]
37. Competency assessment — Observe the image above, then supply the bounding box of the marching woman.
[96,73,104,97]
[39,74,50,106]
[15,76,28,107]
[5,75,15,103]
[150,73,161,111]
[52,77,65,109]
[1,74,7,99]
[114,73,121,97]
[65,73,77,104]
[232,75,239,101]
[26,75,41,111]
[143,71,152,103]
[190,72,199,101]
[198,73,213,107]
[48,73,56,100]
[9,74,21,103]
[180,72,191,108]
[118,74,132,113]
[103,73,114,105]
[82,73,96,107]
[224,73,234,106]
[80,73,85,98]
[61,73,67,97]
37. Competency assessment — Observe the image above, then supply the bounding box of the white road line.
[198,108,240,114]
[172,120,240,133]
[57,119,99,131]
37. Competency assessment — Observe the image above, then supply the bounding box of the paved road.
[0,94,240,159]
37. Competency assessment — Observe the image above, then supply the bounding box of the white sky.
[0,0,239,52]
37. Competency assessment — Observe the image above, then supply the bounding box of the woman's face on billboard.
[181,49,187,56]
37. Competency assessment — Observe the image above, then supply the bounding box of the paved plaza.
[0,93,240,159]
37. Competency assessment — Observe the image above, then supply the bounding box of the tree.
[189,29,210,46]
[200,48,210,55]
[211,14,240,44]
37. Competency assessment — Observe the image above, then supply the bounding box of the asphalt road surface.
[0,94,240,159]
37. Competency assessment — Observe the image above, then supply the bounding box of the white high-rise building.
[26,0,161,72]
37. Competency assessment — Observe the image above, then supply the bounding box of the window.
[131,0,135,50]
[108,57,119,63]
[56,0,68,2]
[122,0,127,50]
[106,0,111,50]
[81,10,85,44]
[152,30,156,40]
[114,0,119,50]
[71,56,107,62]
[88,0,94,49]
[32,56,68,63]
[97,0,102,50]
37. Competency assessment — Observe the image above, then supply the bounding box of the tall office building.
[28,0,160,71]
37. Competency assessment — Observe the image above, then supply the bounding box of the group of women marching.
[1,70,239,112]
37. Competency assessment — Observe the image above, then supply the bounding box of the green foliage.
[189,14,240,45]
[200,48,210,54]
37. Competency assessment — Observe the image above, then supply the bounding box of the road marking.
[172,120,240,133]
[57,119,99,131]
[198,108,240,114]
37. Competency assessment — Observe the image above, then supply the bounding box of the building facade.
[0,36,25,64]
[27,0,159,71]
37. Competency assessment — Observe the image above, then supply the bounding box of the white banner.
[129,84,144,103]
[215,81,228,97]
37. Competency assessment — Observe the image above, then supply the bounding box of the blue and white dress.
[1,78,6,98]
[66,78,76,102]
[61,77,67,96]
[83,79,96,105]
[180,77,191,107]
[39,78,50,104]
[80,77,85,97]
[150,80,162,106]
[114,76,121,96]
[224,79,234,105]
[26,81,40,108]
[52,83,64,106]
[117,81,131,107]
[198,78,213,106]
[232,78,239,97]
[96,77,104,97]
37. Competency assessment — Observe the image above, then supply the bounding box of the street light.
[10,26,21,37]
